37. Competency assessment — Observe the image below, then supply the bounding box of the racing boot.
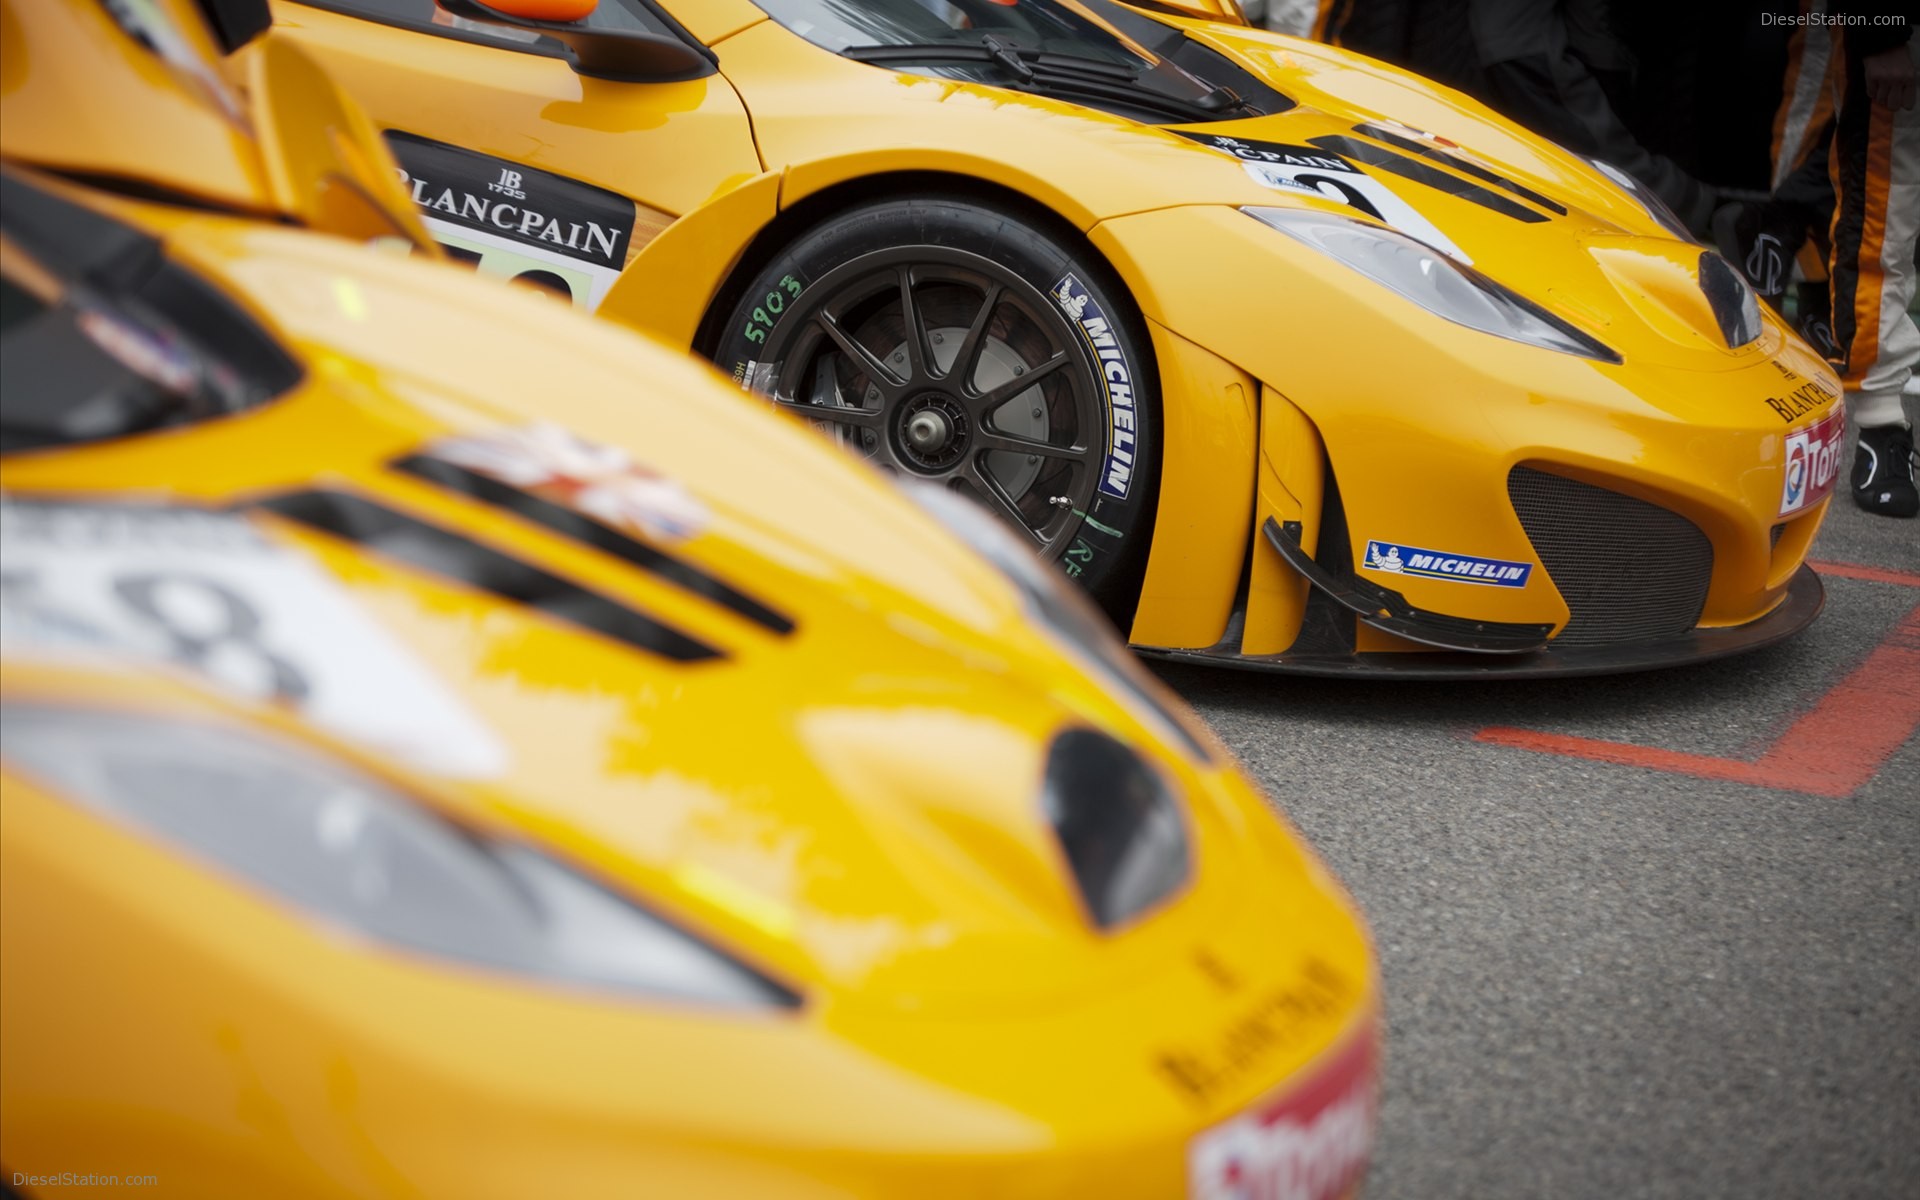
[1852,422,1919,518]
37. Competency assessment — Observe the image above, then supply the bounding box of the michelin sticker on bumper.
[1362,539,1532,588]
[1051,273,1135,500]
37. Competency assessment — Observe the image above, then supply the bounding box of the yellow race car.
[1,3,1374,1197]
[261,0,1848,677]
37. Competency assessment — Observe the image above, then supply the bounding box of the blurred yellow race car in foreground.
[265,0,1847,676]
[0,3,1374,1197]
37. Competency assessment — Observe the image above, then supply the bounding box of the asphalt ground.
[1153,456,1920,1200]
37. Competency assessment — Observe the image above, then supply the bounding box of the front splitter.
[1133,564,1827,680]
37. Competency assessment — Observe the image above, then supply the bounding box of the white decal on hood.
[0,497,506,779]
[1187,134,1472,264]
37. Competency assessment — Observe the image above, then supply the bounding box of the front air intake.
[1507,467,1713,646]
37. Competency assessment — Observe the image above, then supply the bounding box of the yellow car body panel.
[596,166,783,350]
[1128,322,1258,651]
[0,0,432,248]
[0,10,1377,1187]
[1,179,1376,1197]
[1093,202,1840,637]
[260,0,1841,675]
[269,2,764,222]
[0,0,268,211]
[1248,387,1329,656]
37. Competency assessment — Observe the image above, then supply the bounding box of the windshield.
[1,171,303,455]
[752,0,1289,123]
[755,0,1151,65]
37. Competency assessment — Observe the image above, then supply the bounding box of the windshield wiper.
[846,39,1127,81]
[979,34,1036,82]
[843,39,1247,121]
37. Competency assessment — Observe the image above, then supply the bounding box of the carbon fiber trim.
[1136,566,1823,679]
[1264,519,1553,654]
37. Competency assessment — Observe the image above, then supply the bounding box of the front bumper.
[1139,562,1824,679]
[1095,206,1843,671]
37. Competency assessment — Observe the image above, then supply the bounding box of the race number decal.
[385,132,657,311]
[1179,133,1471,263]
[0,498,505,778]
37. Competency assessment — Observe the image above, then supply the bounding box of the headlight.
[1,705,798,1009]
[1243,207,1620,363]
[907,483,1212,764]
[1043,728,1191,930]
[1586,158,1698,243]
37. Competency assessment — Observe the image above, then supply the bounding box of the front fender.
[601,168,782,350]
[1094,203,1844,648]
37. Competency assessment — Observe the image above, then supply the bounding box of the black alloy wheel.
[760,246,1102,557]
[713,197,1158,618]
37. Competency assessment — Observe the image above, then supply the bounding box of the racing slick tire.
[712,196,1159,624]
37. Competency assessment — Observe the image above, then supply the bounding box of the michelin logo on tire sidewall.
[1051,273,1136,500]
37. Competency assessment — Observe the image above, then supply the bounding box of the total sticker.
[1779,407,1846,517]
[1189,1025,1376,1200]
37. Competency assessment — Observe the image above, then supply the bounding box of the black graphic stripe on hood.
[1306,135,1551,223]
[254,490,724,662]
[1351,124,1567,216]
[392,454,794,636]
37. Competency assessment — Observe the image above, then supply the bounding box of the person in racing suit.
[1711,3,1841,355]
[1826,6,1918,517]
[1312,0,1717,231]
[1714,2,1916,517]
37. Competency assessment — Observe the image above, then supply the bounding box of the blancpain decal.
[487,167,528,201]
[1363,539,1532,588]
[0,497,506,778]
[1051,273,1135,500]
[1763,375,1839,425]
[1779,407,1846,517]
[385,132,635,311]
[1179,132,1471,263]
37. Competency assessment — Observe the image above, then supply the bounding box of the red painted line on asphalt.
[1809,560,1920,587]
[1477,603,1920,798]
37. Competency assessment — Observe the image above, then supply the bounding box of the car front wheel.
[713,196,1158,621]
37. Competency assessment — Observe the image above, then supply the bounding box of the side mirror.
[437,0,714,82]
[473,0,597,18]
[193,0,275,52]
